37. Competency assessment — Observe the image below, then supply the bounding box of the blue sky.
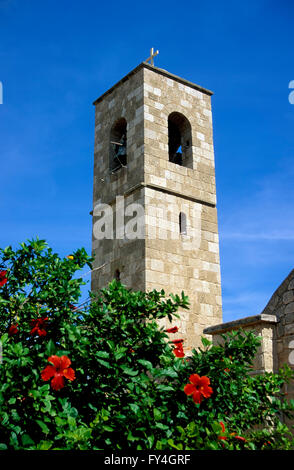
[0,0,293,322]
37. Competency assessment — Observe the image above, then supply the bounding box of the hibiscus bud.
[165,326,178,334]
[171,339,184,344]
[8,324,19,335]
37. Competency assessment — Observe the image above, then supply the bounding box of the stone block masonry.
[91,62,222,353]
[204,269,294,426]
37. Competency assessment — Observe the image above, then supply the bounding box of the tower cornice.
[93,62,213,106]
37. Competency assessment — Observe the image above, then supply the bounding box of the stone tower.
[91,62,222,351]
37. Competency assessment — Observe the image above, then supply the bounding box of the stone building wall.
[144,186,222,351]
[91,66,146,293]
[261,269,294,414]
[204,269,294,424]
[142,66,222,351]
[261,269,294,373]
[91,190,146,293]
[203,314,278,374]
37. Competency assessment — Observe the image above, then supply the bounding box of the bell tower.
[91,60,222,351]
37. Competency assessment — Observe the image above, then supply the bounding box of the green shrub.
[0,239,294,450]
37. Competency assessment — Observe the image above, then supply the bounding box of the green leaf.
[201,336,212,348]
[36,420,50,435]
[137,359,153,370]
[160,367,178,378]
[21,434,35,447]
[127,431,139,442]
[157,384,174,392]
[103,425,114,432]
[55,416,66,427]
[153,408,162,421]
[155,423,169,431]
[1,413,9,426]
[113,346,128,361]
[67,416,76,429]
[211,421,222,433]
[38,440,53,450]
[96,358,111,368]
[0,333,8,345]
[168,439,183,450]
[45,339,56,357]
[147,435,154,449]
[41,399,52,413]
[121,366,139,376]
[129,403,140,414]
[208,441,220,450]
[96,351,110,359]
[106,340,115,351]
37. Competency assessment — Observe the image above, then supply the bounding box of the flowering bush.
[0,239,294,450]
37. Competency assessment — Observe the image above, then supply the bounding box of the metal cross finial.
[146,47,159,66]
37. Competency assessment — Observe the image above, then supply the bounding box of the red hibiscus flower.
[0,270,8,287]
[165,326,178,334]
[30,317,48,336]
[8,324,19,336]
[171,339,185,357]
[41,355,76,391]
[173,344,185,357]
[184,374,213,404]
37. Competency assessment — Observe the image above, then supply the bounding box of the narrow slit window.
[179,212,187,235]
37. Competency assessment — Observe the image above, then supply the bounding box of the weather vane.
[145,47,159,66]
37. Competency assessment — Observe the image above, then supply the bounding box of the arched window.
[168,112,192,168]
[110,118,127,172]
[179,212,187,235]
